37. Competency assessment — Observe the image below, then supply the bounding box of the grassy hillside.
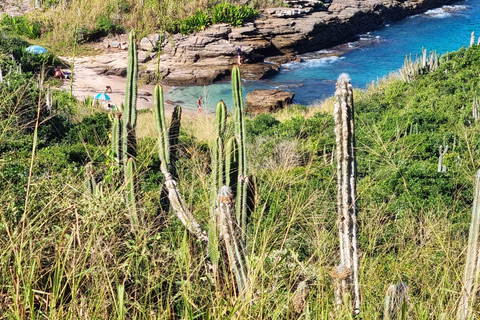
[3,0,284,54]
[2,33,480,318]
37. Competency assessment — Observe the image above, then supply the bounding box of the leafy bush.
[96,15,123,35]
[210,2,258,27]
[0,14,41,39]
[179,10,211,35]
[176,3,259,35]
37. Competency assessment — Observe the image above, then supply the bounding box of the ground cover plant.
[4,31,480,319]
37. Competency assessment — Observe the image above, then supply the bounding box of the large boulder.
[245,89,295,114]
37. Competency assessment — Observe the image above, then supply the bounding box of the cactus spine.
[333,73,361,314]
[232,67,248,241]
[457,170,480,320]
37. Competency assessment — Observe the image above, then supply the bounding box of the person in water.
[197,96,202,114]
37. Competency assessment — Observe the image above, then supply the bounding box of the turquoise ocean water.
[165,0,480,112]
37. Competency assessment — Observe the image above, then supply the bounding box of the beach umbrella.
[25,45,47,54]
[94,93,111,101]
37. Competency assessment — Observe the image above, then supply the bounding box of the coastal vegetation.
[9,0,283,52]
[3,17,480,317]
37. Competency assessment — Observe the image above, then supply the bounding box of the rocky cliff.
[116,0,458,86]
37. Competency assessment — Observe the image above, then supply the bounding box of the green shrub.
[179,9,211,35]
[1,14,41,39]
[210,2,258,27]
[95,15,123,35]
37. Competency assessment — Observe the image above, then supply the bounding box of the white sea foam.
[423,4,469,18]
[283,56,343,70]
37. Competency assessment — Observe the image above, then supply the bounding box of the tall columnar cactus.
[232,66,248,241]
[438,143,448,173]
[212,100,227,192]
[122,30,138,171]
[153,84,208,245]
[169,105,182,179]
[457,170,480,320]
[121,30,138,216]
[112,112,122,164]
[333,73,361,314]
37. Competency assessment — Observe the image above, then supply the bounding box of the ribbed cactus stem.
[334,73,361,315]
[85,162,96,196]
[154,84,170,172]
[126,158,138,225]
[225,137,238,188]
[122,30,138,171]
[169,105,182,179]
[213,100,228,191]
[438,144,448,173]
[457,170,480,320]
[232,66,248,241]
[112,112,122,164]
[217,186,248,297]
[215,100,227,138]
[384,283,409,320]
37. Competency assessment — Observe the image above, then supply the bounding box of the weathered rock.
[140,37,154,51]
[245,89,295,114]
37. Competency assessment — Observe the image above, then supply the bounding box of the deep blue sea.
[165,0,480,112]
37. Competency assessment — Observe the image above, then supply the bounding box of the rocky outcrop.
[96,0,457,86]
[246,89,295,113]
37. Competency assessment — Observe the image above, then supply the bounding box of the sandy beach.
[58,52,197,115]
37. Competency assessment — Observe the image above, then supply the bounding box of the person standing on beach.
[197,96,202,114]
[237,46,242,65]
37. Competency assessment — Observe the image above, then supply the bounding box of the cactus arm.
[153,85,170,172]
[126,158,138,225]
[232,67,248,240]
[225,137,238,189]
[112,113,122,164]
[122,30,138,171]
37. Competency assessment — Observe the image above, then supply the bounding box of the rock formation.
[245,89,295,113]
[97,0,457,86]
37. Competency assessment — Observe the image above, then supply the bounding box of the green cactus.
[120,30,138,219]
[212,100,228,191]
[122,30,138,172]
[126,157,137,225]
[225,137,238,189]
[112,112,122,164]
[169,105,182,179]
[232,66,248,241]
[153,84,170,173]
[85,162,96,196]
[333,73,361,315]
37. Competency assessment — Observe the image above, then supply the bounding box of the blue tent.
[94,93,111,101]
[25,45,47,54]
